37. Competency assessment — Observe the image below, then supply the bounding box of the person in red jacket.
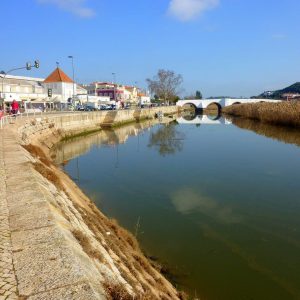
[11,99,19,115]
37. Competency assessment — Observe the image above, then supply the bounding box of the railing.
[0,105,177,130]
[0,109,90,128]
[0,109,103,129]
[0,110,42,129]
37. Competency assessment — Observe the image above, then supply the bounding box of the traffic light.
[48,88,52,98]
[34,60,40,69]
[26,62,31,70]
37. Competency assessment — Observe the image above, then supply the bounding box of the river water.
[54,114,300,300]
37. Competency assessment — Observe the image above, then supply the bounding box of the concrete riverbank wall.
[0,107,184,299]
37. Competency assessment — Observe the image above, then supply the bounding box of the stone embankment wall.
[21,107,178,144]
[1,107,184,300]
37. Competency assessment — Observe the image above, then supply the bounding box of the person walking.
[0,105,3,119]
[11,99,19,115]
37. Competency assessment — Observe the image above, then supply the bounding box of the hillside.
[259,82,300,99]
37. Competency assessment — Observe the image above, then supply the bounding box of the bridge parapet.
[176,98,281,109]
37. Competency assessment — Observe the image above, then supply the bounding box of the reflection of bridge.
[176,98,281,109]
[177,114,231,125]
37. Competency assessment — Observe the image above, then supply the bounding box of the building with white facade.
[43,67,76,104]
[0,67,85,112]
[85,82,140,104]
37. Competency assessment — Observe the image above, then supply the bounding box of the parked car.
[84,105,97,111]
[105,104,116,110]
[76,105,85,111]
[99,104,109,110]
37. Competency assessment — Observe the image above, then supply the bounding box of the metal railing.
[0,109,97,129]
[0,110,79,129]
[0,109,52,129]
[0,105,177,130]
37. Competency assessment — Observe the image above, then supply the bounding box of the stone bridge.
[176,98,281,110]
[177,114,231,125]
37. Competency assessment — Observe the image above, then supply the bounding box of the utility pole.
[68,56,75,104]
[112,72,116,102]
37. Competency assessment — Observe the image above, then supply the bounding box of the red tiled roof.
[44,68,73,83]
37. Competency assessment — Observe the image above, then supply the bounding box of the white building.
[43,67,76,104]
[0,68,85,112]
[0,75,45,105]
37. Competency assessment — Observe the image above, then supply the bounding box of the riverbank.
[0,108,185,299]
[222,101,300,127]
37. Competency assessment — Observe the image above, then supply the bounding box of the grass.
[103,282,133,300]
[222,101,300,127]
[23,144,52,167]
[33,162,65,191]
[72,229,104,262]
[23,144,68,192]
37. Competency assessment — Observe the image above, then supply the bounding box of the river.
[53,113,300,300]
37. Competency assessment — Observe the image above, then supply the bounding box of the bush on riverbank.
[222,101,300,127]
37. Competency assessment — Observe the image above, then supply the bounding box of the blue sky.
[1,0,300,97]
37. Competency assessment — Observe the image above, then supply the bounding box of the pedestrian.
[11,99,19,115]
[0,105,3,119]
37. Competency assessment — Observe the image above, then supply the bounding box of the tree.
[146,69,183,104]
[195,90,202,99]
[184,90,202,100]
[148,122,185,156]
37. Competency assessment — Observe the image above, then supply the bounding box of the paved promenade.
[0,130,18,299]
[0,127,104,299]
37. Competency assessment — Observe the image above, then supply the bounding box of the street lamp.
[112,72,116,102]
[68,56,75,102]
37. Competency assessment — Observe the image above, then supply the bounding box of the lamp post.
[1,60,39,114]
[112,72,116,102]
[68,56,75,103]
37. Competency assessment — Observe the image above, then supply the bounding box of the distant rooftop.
[44,67,73,83]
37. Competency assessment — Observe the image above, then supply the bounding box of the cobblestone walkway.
[0,133,18,300]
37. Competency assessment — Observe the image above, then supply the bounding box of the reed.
[222,101,300,127]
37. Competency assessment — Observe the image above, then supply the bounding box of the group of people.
[0,99,19,117]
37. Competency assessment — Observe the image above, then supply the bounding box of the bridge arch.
[182,103,198,110]
[206,102,222,111]
[182,113,197,121]
[206,113,221,121]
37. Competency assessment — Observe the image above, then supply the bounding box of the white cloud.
[271,33,286,40]
[170,187,242,224]
[37,0,95,18]
[168,0,219,21]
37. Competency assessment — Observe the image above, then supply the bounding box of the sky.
[1,0,300,97]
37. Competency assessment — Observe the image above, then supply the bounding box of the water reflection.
[53,120,159,164]
[148,121,185,156]
[228,116,300,147]
[177,113,231,125]
[171,187,241,224]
